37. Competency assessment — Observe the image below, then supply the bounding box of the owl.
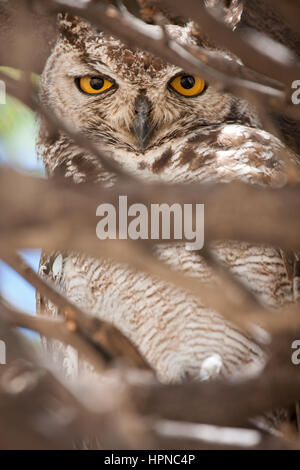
[36,12,299,384]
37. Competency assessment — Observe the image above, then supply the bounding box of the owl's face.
[40,16,256,156]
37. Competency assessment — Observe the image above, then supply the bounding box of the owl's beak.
[134,95,153,152]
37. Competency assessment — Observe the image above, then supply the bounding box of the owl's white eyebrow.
[66,62,113,79]
[66,68,104,78]
[63,54,104,76]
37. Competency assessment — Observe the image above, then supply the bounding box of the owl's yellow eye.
[169,75,206,97]
[78,76,114,95]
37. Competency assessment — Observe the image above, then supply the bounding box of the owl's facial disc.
[41,21,256,156]
[71,59,213,149]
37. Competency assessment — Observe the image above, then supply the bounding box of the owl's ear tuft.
[57,12,92,43]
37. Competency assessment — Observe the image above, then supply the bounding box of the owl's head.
[40,13,257,156]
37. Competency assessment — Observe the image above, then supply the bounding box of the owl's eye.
[169,75,207,97]
[77,76,114,95]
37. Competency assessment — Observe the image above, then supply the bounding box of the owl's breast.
[38,238,292,384]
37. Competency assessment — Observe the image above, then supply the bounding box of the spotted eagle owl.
[36,11,299,383]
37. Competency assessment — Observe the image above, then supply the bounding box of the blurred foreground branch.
[1,0,300,451]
